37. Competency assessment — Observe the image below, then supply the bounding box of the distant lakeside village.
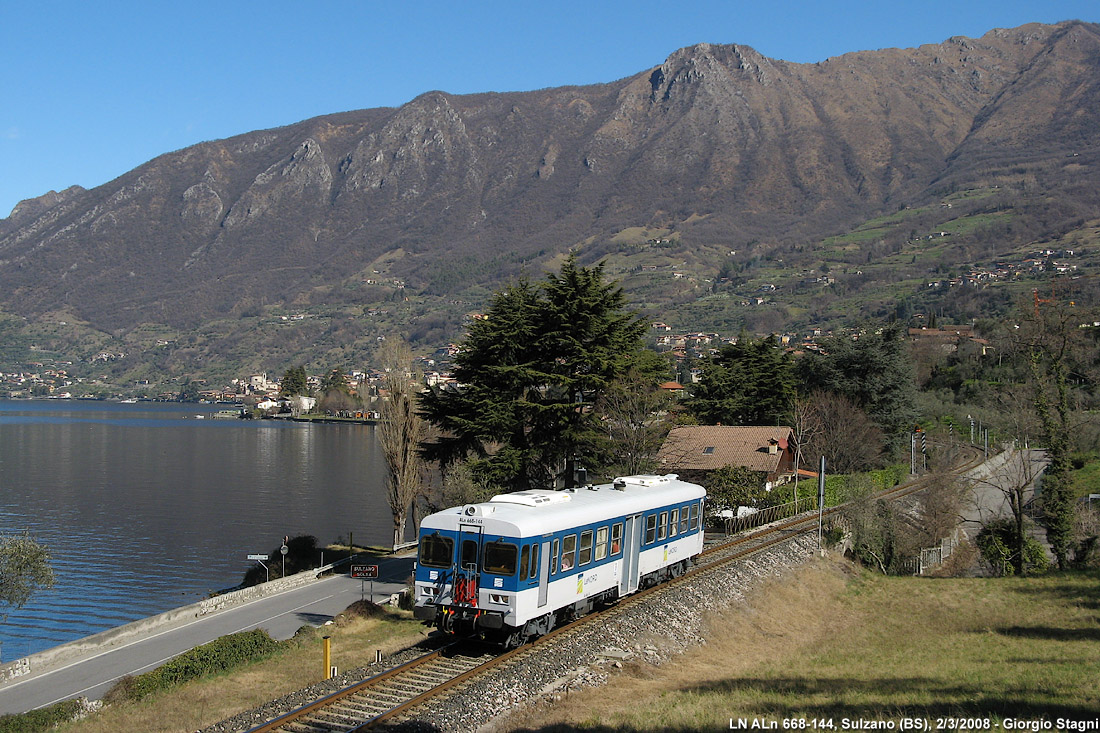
[2,319,993,409]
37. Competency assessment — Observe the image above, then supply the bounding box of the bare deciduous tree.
[964,448,1048,575]
[791,394,823,509]
[378,338,427,548]
[802,390,884,474]
[595,370,674,478]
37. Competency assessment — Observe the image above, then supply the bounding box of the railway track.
[242,646,496,732]
[240,446,988,733]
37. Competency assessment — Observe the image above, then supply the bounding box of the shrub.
[105,629,282,701]
[0,699,86,733]
[976,519,1050,576]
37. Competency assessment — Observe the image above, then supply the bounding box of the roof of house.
[657,425,794,474]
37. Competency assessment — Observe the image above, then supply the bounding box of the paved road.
[0,556,416,715]
[961,448,1048,528]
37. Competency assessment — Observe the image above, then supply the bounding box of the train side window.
[482,541,518,575]
[690,501,700,530]
[561,534,576,571]
[520,545,531,581]
[680,505,690,534]
[611,523,623,554]
[669,509,679,537]
[419,534,454,569]
[529,543,539,580]
[594,526,608,561]
[645,514,656,544]
[550,538,559,576]
[579,530,593,565]
[658,511,668,541]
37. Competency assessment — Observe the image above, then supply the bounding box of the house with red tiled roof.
[656,425,796,490]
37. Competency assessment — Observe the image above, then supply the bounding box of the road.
[961,448,1048,528]
[0,556,415,715]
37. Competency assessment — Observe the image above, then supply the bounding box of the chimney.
[768,439,779,455]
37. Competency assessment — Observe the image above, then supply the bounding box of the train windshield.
[482,541,518,575]
[419,534,454,569]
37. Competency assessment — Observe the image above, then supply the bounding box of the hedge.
[0,699,85,733]
[110,628,283,701]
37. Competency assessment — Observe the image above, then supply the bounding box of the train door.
[455,524,482,605]
[620,513,642,595]
[537,540,551,608]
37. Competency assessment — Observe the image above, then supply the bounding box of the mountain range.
[1,20,1098,385]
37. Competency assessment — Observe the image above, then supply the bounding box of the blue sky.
[2,0,1097,218]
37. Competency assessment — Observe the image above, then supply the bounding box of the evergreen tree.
[801,324,918,455]
[686,335,795,426]
[177,380,201,403]
[278,366,308,397]
[419,256,647,490]
[319,368,349,395]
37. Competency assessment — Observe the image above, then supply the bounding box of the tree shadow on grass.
[673,676,1096,723]
[1007,571,1100,610]
[995,625,1100,641]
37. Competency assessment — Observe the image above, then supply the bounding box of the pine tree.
[686,335,796,426]
[419,256,646,490]
[802,324,918,456]
[278,366,308,397]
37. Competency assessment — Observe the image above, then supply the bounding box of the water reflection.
[0,401,391,660]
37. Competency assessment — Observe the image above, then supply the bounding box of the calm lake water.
[0,399,392,661]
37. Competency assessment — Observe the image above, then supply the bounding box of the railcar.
[413,474,706,647]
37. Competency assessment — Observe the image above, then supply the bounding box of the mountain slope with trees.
[1,21,1099,382]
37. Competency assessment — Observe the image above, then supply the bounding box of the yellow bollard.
[323,636,332,680]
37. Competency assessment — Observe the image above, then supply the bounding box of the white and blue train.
[413,474,706,647]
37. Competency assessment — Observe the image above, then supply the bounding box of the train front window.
[520,545,531,581]
[419,534,453,569]
[461,540,479,570]
[579,530,593,565]
[482,541,518,575]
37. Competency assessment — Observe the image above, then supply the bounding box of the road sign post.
[351,564,379,603]
[248,554,270,583]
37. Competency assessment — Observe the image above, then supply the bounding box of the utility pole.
[817,456,826,552]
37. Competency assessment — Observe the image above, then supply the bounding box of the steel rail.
[241,647,450,733]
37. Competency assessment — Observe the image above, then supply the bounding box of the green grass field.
[501,558,1100,732]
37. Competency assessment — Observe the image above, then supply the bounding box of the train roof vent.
[489,490,573,508]
[612,474,679,490]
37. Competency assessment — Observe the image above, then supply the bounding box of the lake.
[0,399,393,661]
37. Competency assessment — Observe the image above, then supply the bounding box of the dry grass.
[495,557,1100,732]
[57,610,427,733]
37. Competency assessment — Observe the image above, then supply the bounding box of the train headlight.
[489,593,510,605]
